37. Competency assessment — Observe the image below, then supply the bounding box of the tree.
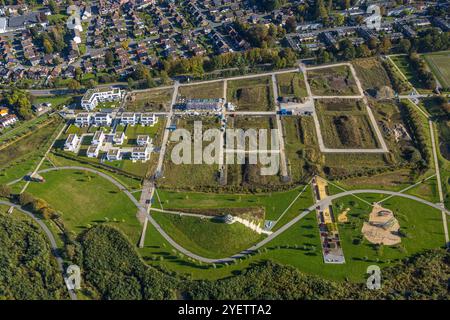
[0,184,12,198]
[399,39,411,53]
[43,38,53,54]
[105,51,115,68]
[18,192,34,206]
[67,79,81,91]
[285,16,297,33]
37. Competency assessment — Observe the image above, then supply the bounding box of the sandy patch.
[362,204,401,245]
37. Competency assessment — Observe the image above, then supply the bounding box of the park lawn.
[335,169,413,192]
[46,152,142,190]
[178,81,224,99]
[126,88,173,112]
[423,51,450,90]
[227,76,275,111]
[276,72,307,99]
[106,160,149,177]
[26,169,141,244]
[156,184,314,223]
[352,57,392,91]
[152,212,264,259]
[404,176,440,203]
[307,65,359,96]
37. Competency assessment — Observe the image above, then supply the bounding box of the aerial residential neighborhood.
[0,0,449,308]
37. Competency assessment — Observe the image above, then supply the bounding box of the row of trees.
[400,101,431,173]
[408,53,437,89]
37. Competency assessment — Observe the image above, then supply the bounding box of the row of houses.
[75,112,158,127]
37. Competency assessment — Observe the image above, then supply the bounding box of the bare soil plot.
[307,65,359,96]
[352,58,393,93]
[227,76,275,111]
[159,116,221,190]
[315,99,379,149]
[276,72,308,99]
[178,81,224,99]
[125,88,173,112]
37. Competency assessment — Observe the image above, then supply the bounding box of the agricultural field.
[315,99,379,149]
[276,72,308,100]
[125,88,174,112]
[178,81,224,99]
[307,65,359,96]
[159,116,221,190]
[423,51,450,90]
[227,76,275,111]
[26,169,141,244]
[352,58,393,94]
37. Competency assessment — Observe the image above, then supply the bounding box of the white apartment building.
[137,135,150,146]
[131,146,151,162]
[106,148,122,161]
[87,144,100,158]
[81,87,122,111]
[121,112,138,126]
[64,134,80,152]
[92,113,112,127]
[75,113,91,127]
[92,130,105,145]
[140,113,158,126]
[113,132,126,145]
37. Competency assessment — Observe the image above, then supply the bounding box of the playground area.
[362,204,401,245]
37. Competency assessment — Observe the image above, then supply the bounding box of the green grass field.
[423,51,450,89]
[0,119,63,184]
[152,212,264,259]
[227,76,274,111]
[390,55,432,93]
[26,169,141,244]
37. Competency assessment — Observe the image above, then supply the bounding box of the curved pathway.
[0,200,77,300]
[19,166,450,264]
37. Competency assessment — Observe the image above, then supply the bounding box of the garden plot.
[315,99,380,149]
[125,88,173,112]
[227,76,275,111]
[307,65,359,96]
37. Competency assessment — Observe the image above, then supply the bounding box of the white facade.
[64,134,80,152]
[92,130,105,145]
[106,149,122,161]
[121,112,138,126]
[131,146,150,162]
[93,113,112,127]
[87,144,100,158]
[113,132,126,145]
[137,135,150,146]
[81,88,122,111]
[140,113,157,126]
[75,113,91,127]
